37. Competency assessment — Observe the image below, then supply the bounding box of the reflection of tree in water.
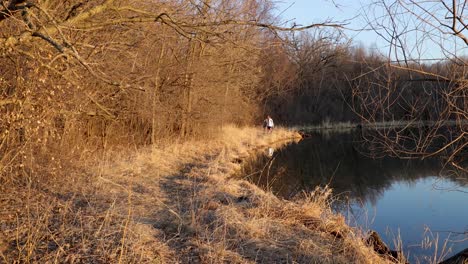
[239,132,466,205]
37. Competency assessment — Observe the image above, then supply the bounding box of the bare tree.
[353,0,467,173]
[0,0,344,181]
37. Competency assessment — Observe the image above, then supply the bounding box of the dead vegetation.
[0,1,465,263]
[0,126,393,263]
[0,1,387,262]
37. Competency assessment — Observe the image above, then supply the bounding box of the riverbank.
[0,126,392,263]
[294,119,467,134]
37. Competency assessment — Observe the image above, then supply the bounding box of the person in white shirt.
[263,115,274,133]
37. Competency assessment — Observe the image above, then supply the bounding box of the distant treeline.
[262,32,463,126]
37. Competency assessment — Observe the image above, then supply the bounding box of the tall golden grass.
[1,125,395,263]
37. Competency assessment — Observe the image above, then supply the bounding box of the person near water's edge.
[263,115,274,133]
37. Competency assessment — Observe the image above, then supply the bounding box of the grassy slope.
[0,126,392,263]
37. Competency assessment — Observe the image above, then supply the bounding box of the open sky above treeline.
[276,0,468,61]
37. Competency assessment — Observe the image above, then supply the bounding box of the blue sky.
[274,0,468,61]
[275,1,380,46]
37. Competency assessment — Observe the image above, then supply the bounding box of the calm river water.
[240,132,468,262]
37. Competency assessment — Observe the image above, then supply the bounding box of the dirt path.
[91,127,390,263]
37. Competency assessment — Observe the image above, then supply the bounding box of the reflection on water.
[240,132,468,261]
[267,147,275,157]
[348,176,468,262]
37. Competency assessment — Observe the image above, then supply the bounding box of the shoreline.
[92,125,391,263]
[294,119,467,134]
[1,126,392,263]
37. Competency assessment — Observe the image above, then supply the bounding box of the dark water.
[240,132,468,262]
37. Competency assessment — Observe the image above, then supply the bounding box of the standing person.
[263,115,274,133]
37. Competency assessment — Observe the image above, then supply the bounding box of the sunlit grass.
[0,125,396,263]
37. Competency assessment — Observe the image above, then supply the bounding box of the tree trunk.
[151,31,166,146]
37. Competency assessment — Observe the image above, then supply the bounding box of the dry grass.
[1,125,394,263]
